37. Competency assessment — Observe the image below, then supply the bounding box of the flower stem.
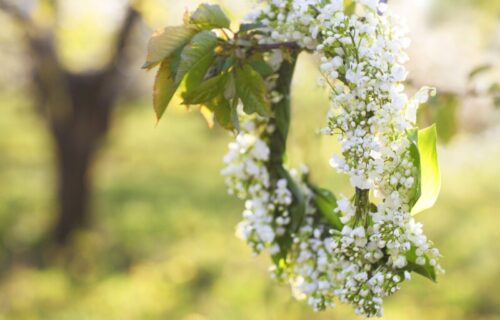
[354,187,370,227]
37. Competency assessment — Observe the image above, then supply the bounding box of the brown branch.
[100,4,141,100]
[0,0,31,23]
[0,0,40,39]
[0,0,71,122]
[0,0,59,71]
[251,41,301,51]
[108,5,141,68]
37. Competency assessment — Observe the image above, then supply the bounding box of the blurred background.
[0,0,498,319]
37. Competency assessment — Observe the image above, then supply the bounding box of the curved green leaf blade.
[143,25,196,69]
[407,128,421,209]
[405,247,437,282]
[184,54,215,93]
[205,95,233,130]
[238,22,265,33]
[175,31,218,84]
[153,59,181,120]
[248,59,273,78]
[190,4,230,29]
[183,72,229,105]
[312,188,342,230]
[235,64,271,117]
[411,124,441,215]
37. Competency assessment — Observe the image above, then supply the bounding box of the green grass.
[0,59,499,319]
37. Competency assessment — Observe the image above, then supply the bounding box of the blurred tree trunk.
[0,1,140,245]
[50,72,114,244]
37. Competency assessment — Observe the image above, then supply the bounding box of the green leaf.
[274,101,290,144]
[312,188,343,230]
[407,128,421,209]
[143,25,196,69]
[221,56,236,72]
[271,235,292,265]
[235,64,271,116]
[238,22,265,33]
[190,3,230,29]
[201,56,233,82]
[175,31,218,84]
[272,55,297,142]
[223,72,236,100]
[411,124,441,215]
[405,247,437,282]
[277,167,306,233]
[229,98,240,131]
[183,72,229,105]
[183,54,215,93]
[407,261,437,282]
[205,95,233,130]
[248,59,274,78]
[153,58,181,120]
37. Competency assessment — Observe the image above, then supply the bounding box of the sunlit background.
[0,0,499,319]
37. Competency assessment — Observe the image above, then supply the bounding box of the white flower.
[269,243,281,255]
[337,197,354,214]
[393,255,408,268]
[256,224,275,243]
[329,154,345,170]
[252,139,270,160]
[331,56,343,68]
[350,174,371,190]
[405,101,418,123]
[329,0,344,12]
[391,64,407,81]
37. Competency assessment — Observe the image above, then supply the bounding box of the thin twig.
[0,0,31,23]
[251,41,301,51]
[107,5,140,67]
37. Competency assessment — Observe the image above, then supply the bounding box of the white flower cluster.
[221,0,444,318]
[221,119,293,253]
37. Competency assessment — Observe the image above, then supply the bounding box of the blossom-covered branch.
[143,0,442,318]
[222,0,443,317]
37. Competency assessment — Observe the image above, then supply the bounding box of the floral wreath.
[143,0,443,317]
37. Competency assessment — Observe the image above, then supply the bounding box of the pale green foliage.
[312,188,342,230]
[190,3,231,30]
[183,72,229,105]
[407,128,422,209]
[153,59,180,120]
[235,64,271,117]
[412,125,441,215]
[405,247,437,282]
[144,3,274,127]
[143,26,196,70]
[175,31,218,84]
